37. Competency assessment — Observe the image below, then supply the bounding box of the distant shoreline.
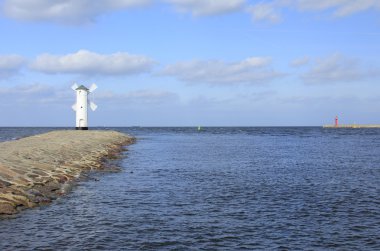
[0,130,135,216]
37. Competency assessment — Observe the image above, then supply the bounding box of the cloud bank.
[247,3,281,23]
[31,50,155,76]
[291,56,310,67]
[97,89,179,105]
[0,83,178,107]
[0,54,25,79]
[0,83,68,106]
[289,0,380,17]
[2,0,379,24]
[248,0,380,23]
[302,53,380,84]
[1,0,244,23]
[161,57,283,85]
[165,0,245,16]
[1,0,150,24]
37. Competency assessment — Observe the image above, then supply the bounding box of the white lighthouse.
[71,83,97,130]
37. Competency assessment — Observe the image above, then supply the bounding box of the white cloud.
[290,56,310,67]
[161,57,283,85]
[248,0,380,23]
[0,83,177,107]
[96,89,179,104]
[165,0,245,16]
[2,0,379,25]
[0,83,65,105]
[0,55,25,79]
[0,83,50,95]
[291,0,380,17]
[333,0,380,17]
[247,3,281,23]
[302,53,380,84]
[1,0,150,24]
[31,50,156,75]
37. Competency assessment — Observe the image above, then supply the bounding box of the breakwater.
[323,124,380,128]
[0,130,134,215]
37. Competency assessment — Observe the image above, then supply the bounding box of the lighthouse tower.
[71,83,97,130]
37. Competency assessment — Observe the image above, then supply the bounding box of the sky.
[0,0,379,127]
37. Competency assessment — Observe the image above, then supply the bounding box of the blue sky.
[0,0,379,126]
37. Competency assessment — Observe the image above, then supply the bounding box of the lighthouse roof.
[76,85,89,91]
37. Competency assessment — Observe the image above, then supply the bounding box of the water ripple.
[0,127,380,250]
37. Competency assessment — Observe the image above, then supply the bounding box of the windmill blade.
[72,103,77,111]
[89,101,97,111]
[71,83,79,91]
[89,83,97,92]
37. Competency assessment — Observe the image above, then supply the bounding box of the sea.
[0,127,379,250]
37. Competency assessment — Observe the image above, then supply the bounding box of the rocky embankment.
[0,130,135,216]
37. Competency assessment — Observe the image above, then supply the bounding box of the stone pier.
[0,130,135,215]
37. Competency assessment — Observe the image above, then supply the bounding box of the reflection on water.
[0,127,379,250]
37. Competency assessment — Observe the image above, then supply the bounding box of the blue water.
[0,127,379,250]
